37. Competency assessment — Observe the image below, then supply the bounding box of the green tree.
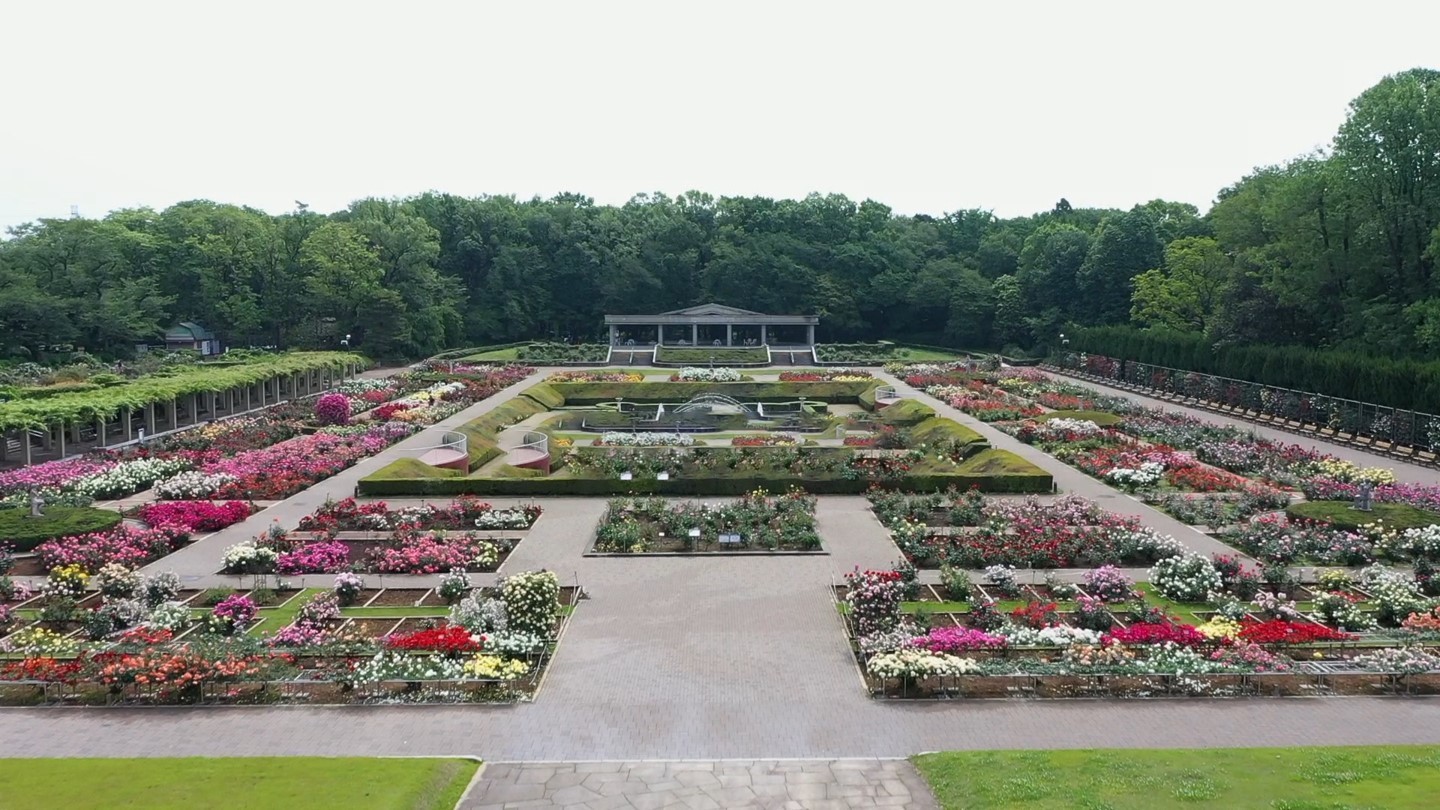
[1130,236,1232,331]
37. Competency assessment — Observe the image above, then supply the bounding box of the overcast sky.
[3,1,1437,230]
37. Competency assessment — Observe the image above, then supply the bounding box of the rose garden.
[3,352,1440,716]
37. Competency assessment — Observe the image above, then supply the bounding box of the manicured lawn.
[914,746,1440,809]
[894,347,966,361]
[0,757,480,810]
[1287,500,1440,532]
[1040,409,1123,426]
[461,347,520,360]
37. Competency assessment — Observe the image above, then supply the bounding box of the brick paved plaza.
[6,368,1440,809]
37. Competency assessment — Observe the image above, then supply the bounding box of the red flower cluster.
[1103,623,1206,647]
[1238,620,1353,645]
[381,625,482,655]
[1009,601,1059,629]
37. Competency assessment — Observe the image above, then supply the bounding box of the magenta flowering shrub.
[314,393,353,426]
[136,500,253,532]
[912,627,1006,653]
[177,425,416,501]
[275,541,351,575]
[1304,478,1440,514]
[844,568,904,637]
[37,525,190,572]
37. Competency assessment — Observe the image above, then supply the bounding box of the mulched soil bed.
[361,588,432,607]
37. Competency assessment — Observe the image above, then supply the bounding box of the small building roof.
[165,321,215,341]
[605,303,816,326]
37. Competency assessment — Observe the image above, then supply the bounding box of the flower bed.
[668,367,743,382]
[594,432,697,447]
[779,369,873,382]
[135,500,254,533]
[593,488,821,552]
[222,527,519,575]
[297,497,541,533]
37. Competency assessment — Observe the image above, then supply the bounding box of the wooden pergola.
[604,304,818,347]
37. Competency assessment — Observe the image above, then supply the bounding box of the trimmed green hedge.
[364,458,464,481]
[548,380,878,405]
[653,347,770,364]
[456,398,547,467]
[0,505,123,552]
[877,399,937,426]
[360,469,1051,497]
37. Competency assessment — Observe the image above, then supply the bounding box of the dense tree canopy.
[1,69,1437,363]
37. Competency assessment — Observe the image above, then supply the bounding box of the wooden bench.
[1390,445,1416,461]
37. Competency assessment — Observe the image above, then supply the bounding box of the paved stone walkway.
[461,760,939,810]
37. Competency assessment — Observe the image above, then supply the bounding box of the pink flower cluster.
[365,531,490,574]
[137,500,253,533]
[276,541,351,575]
[912,627,1007,653]
[37,525,191,572]
[0,457,116,495]
[197,425,415,500]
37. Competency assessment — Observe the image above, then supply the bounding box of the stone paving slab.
[460,760,939,809]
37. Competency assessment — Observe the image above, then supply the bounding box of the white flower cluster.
[1149,554,1224,602]
[997,625,1102,647]
[1397,525,1440,559]
[1036,418,1103,438]
[145,601,194,631]
[866,649,980,679]
[1354,646,1440,674]
[599,432,696,447]
[1106,462,1165,489]
[154,471,237,500]
[1126,527,1186,560]
[221,541,279,574]
[74,458,193,499]
[475,508,535,530]
[351,651,464,682]
[673,367,742,382]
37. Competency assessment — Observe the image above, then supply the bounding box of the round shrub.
[0,506,123,552]
[314,393,352,426]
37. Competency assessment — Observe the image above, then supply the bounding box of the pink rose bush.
[37,525,191,572]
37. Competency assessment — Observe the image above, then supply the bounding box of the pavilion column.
[807,324,815,345]
[760,325,767,345]
[609,325,617,345]
[656,325,664,345]
[691,324,698,344]
[726,324,733,346]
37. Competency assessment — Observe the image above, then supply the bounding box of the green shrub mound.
[1287,500,1440,532]
[877,399,937,426]
[0,505,123,552]
[515,343,609,363]
[908,417,986,457]
[1041,409,1124,426]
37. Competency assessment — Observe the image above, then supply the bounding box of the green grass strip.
[914,746,1440,809]
[0,757,480,810]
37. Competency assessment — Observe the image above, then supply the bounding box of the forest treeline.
[1,68,1436,365]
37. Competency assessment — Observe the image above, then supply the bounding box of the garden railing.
[1047,352,1440,464]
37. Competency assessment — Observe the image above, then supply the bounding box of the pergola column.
[245,384,252,411]
[57,423,66,458]
[96,418,107,448]
[24,431,32,465]
[144,403,156,436]
[169,399,178,431]
[124,408,133,442]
